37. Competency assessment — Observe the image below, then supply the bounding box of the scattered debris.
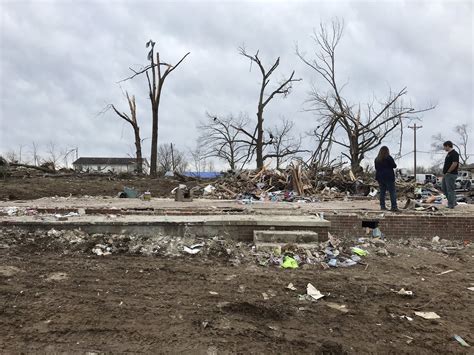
[325,302,348,313]
[209,291,219,296]
[174,184,193,202]
[287,283,297,291]
[453,335,471,347]
[92,244,112,256]
[0,207,19,216]
[392,288,414,297]
[183,243,204,255]
[437,270,454,276]
[307,283,325,301]
[414,311,440,320]
[118,186,139,198]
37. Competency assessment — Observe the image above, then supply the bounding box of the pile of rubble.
[190,164,382,202]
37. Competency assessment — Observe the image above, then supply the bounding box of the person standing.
[442,141,459,209]
[374,146,399,211]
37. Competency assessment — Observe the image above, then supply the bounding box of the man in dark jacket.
[442,141,459,209]
[374,146,398,211]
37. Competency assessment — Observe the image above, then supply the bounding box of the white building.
[72,157,148,174]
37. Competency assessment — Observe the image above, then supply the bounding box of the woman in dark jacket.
[374,146,399,211]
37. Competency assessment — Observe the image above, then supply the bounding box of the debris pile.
[0,227,468,265]
[190,165,380,202]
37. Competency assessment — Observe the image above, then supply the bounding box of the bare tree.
[189,145,207,176]
[4,150,18,163]
[297,19,434,174]
[454,123,470,165]
[198,113,253,170]
[109,91,143,173]
[121,40,190,176]
[267,118,306,169]
[431,123,471,165]
[157,143,188,174]
[237,46,301,169]
[46,141,60,169]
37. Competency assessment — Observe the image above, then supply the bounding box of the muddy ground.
[1,229,473,354]
[0,175,190,201]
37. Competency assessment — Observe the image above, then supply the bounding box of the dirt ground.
[1,228,473,354]
[0,175,189,201]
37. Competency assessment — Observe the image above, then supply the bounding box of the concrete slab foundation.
[1,215,330,242]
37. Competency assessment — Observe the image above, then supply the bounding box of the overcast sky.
[0,0,472,170]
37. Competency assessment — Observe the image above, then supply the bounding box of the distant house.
[72,157,148,174]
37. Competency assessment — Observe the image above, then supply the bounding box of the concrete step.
[254,241,319,252]
[254,230,320,244]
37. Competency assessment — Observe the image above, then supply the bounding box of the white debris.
[307,283,325,300]
[414,311,440,320]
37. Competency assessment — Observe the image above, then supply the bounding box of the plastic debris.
[262,292,269,300]
[467,287,474,291]
[372,227,383,238]
[328,259,338,267]
[351,247,368,256]
[339,259,357,267]
[203,185,216,195]
[287,283,297,291]
[307,283,324,300]
[392,288,414,297]
[183,243,204,255]
[437,270,454,275]
[368,187,378,197]
[453,335,471,347]
[325,302,348,313]
[414,311,440,320]
[92,244,111,256]
[2,207,19,216]
[118,186,139,198]
[209,291,219,296]
[282,256,298,269]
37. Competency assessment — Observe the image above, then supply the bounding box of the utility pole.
[408,123,422,178]
[170,143,175,171]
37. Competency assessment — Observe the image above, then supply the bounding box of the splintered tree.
[122,40,190,176]
[297,19,434,174]
[109,92,143,174]
[237,47,301,169]
[198,113,253,170]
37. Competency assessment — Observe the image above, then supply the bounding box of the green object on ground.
[282,256,298,269]
[351,247,368,256]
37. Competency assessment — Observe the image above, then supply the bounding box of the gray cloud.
[1,0,472,169]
